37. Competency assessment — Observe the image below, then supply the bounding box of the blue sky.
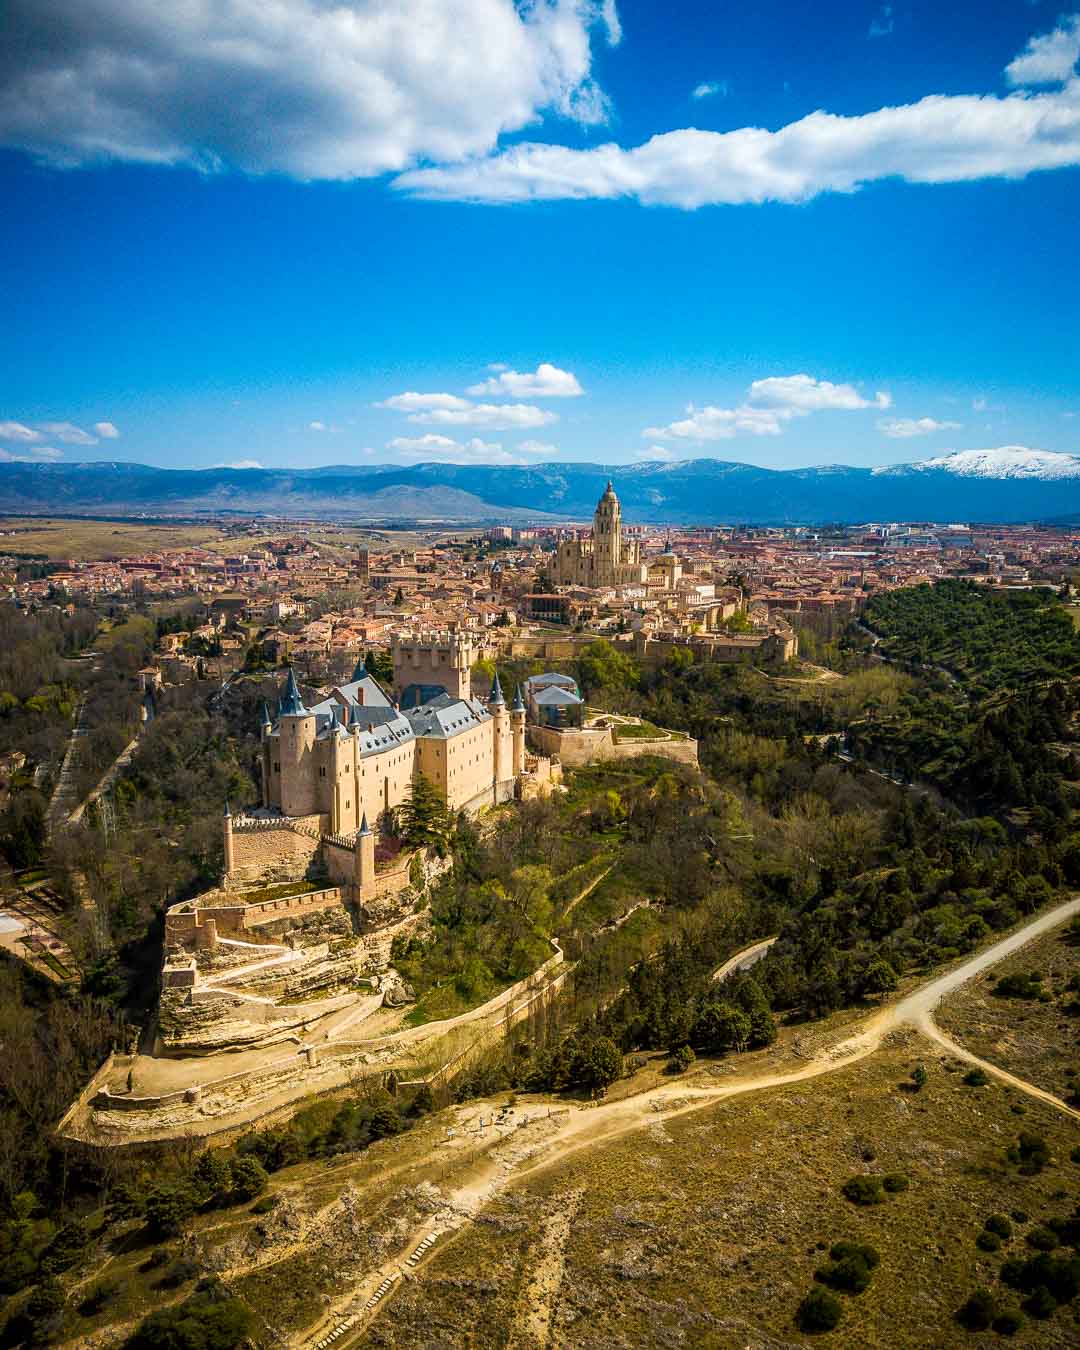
[1,1,1078,473]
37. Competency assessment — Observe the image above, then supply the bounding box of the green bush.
[125,1284,255,1349]
[227,1156,268,1203]
[1026,1226,1060,1252]
[250,1194,278,1215]
[1022,1286,1057,1320]
[671,1045,695,1073]
[976,1231,1002,1253]
[796,1287,843,1333]
[882,1173,909,1194]
[992,1308,1024,1336]
[144,1184,197,1239]
[78,1279,120,1316]
[956,1287,996,1331]
[815,1241,879,1295]
[985,1214,1012,1240]
[1005,1132,1050,1175]
[963,1067,990,1087]
[841,1176,884,1207]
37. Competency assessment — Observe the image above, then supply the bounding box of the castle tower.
[489,671,507,790]
[392,631,475,702]
[258,700,272,806]
[277,668,318,818]
[354,811,375,899]
[223,798,235,879]
[510,684,526,776]
[593,480,622,586]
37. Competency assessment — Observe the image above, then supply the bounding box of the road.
[305,896,1080,1347]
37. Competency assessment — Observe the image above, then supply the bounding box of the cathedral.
[551,480,648,588]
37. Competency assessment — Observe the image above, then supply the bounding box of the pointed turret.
[279,666,307,716]
[488,671,505,707]
[359,811,371,836]
[351,654,368,683]
[511,683,525,713]
[224,797,232,819]
[259,699,272,728]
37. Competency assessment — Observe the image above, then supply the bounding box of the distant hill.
[1,447,1079,524]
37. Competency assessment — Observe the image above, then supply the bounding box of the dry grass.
[359,1038,1080,1348]
[0,517,227,559]
[936,927,1080,1101]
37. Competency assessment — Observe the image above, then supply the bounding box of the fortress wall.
[243,886,344,928]
[229,823,321,881]
[527,724,614,766]
[527,722,697,768]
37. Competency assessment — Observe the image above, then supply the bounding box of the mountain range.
[1,447,1079,526]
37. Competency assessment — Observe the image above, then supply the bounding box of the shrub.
[144,1184,197,1239]
[671,1045,695,1073]
[1026,1226,1060,1252]
[157,1257,198,1289]
[963,1068,990,1087]
[993,972,1044,999]
[841,1176,884,1207]
[368,1101,403,1140]
[910,1064,928,1091]
[976,1231,1002,1253]
[1010,1209,1029,1224]
[796,1287,843,1333]
[882,1173,909,1194]
[1022,1286,1057,1319]
[228,1156,268,1203]
[992,1307,1024,1336]
[126,1286,255,1349]
[78,1279,119,1316]
[1005,1133,1050,1175]
[1071,1146,1080,1164]
[956,1288,996,1331]
[815,1241,879,1295]
[1000,1252,1080,1303]
[985,1214,1012,1240]
[250,1194,278,1215]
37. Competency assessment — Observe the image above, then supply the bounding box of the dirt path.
[560,864,614,920]
[310,896,1080,1347]
[510,1187,583,1349]
[711,934,778,983]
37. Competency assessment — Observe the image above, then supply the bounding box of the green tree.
[228,1156,268,1203]
[395,776,453,853]
[575,1036,622,1090]
[577,640,638,695]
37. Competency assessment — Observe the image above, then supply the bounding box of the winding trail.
[305,896,1080,1348]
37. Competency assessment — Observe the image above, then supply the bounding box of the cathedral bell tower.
[593,480,622,585]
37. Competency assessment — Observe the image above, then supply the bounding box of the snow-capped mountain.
[876,446,1080,481]
[2,447,1080,524]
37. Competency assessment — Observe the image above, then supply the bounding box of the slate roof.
[406,694,491,740]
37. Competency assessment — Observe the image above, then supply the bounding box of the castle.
[256,645,535,835]
[552,480,648,588]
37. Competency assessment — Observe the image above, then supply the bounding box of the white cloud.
[691,81,727,101]
[645,404,787,441]
[518,439,559,455]
[213,459,264,469]
[408,402,557,430]
[0,0,614,178]
[0,446,64,462]
[868,5,894,39]
[93,421,119,439]
[878,416,962,438]
[646,372,891,442]
[1006,14,1080,87]
[0,421,42,442]
[749,374,890,412]
[600,0,622,47]
[386,433,525,464]
[466,362,583,398]
[38,420,98,445]
[376,392,473,413]
[395,17,1080,207]
[309,420,328,432]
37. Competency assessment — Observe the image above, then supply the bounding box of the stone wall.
[229,818,323,883]
[527,723,697,768]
